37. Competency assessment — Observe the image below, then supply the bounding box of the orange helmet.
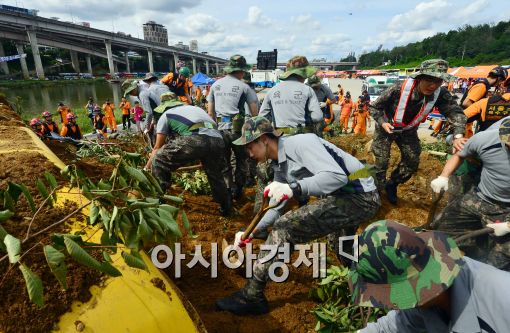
[66,113,77,120]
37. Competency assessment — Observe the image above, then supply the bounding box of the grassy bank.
[0,77,106,89]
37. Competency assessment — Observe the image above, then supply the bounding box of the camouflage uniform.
[351,220,510,333]
[369,59,466,186]
[226,117,381,304]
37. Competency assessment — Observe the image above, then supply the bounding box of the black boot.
[219,192,233,216]
[385,181,398,205]
[216,289,269,315]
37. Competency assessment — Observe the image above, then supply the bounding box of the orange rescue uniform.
[161,73,193,104]
[102,103,117,131]
[339,99,354,131]
[119,101,131,116]
[57,106,70,125]
[464,92,510,134]
[354,110,371,135]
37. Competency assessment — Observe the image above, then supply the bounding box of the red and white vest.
[393,78,440,130]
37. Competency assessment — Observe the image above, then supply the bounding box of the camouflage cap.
[306,75,321,87]
[410,59,456,82]
[242,71,252,83]
[224,55,251,74]
[349,220,464,310]
[154,92,184,114]
[232,116,282,145]
[142,72,158,82]
[280,55,317,80]
[499,118,510,145]
[122,79,138,97]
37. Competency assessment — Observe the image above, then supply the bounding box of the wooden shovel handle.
[241,196,272,240]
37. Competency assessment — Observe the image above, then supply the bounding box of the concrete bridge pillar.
[114,61,118,73]
[147,49,154,73]
[173,53,179,70]
[15,43,29,79]
[125,52,130,73]
[104,40,115,76]
[85,55,93,74]
[215,63,219,75]
[169,56,174,72]
[0,42,10,75]
[70,50,80,73]
[205,60,210,76]
[26,28,45,80]
[192,57,197,74]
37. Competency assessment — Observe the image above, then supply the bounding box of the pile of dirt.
[0,97,24,127]
[0,108,102,332]
[171,188,319,333]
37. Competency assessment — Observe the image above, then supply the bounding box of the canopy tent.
[191,72,215,86]
[454,65,497,79]
[448,67,465,75]
[356,69,383,76]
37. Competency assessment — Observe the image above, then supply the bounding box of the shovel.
[420,190,445,230]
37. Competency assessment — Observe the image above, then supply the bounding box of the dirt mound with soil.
[0,97,24,127]
[0,105,102,333]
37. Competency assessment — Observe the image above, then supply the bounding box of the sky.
[9,0,510,62]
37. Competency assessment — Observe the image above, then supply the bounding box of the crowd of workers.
[27,53,510,332]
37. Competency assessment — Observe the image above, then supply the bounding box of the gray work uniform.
[259,77,323,130]
[361,257,510,333]
[313,84,336,135]
[139,82,170,131]
[151,105,229,211]
[243,134,381,300]
[435,118,510,270]
[207,75,258,193]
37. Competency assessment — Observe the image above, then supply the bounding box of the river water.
[0,81,124,118]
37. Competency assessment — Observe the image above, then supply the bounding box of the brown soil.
[0,105,103,333]
[169,134,447,333]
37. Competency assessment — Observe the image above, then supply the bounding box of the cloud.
[247,6,272,26]
[291,14,321,29]
[309,34,351,56]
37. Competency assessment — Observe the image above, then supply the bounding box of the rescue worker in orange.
[339,92,354,133]
[337,84,345,103]
[41,111,59,135]
[119,97,131,130]
[57,102,71,125]
[60,113,82,140]
[30,118,45,139]
[195,86,203,106]
[161,67,193,105]
[461,66,508,137]
[354,96,371,135]
[102,99,117,133]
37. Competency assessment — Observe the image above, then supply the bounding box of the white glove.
[319,102,327,108]
[143,129,149,135]
[234,231,252,247]
[263,182,279,198]
[487,222,510,237]
[430,176,448,193]
[265,181,293,203]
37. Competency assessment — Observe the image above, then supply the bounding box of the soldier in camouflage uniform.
[207,55,259,200]
[307,75,336,136]
[216,116,381,315]
[350,220,510,333]
[430,117,510,271]
[254,56,323,212]
[146,92,232,215]
[369,59,467,204]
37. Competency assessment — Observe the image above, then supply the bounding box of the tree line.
[358,20,510,69]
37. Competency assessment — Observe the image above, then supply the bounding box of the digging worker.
[369,59,467,204]
[307,75,336,135]
[41,111,59,135]
[207,54,258,200]
[146,92,232,216]
[161,67,193,105]
[216,116,381,315]
[350,220,510,333]
[430,117,510,271]
[259,55,322,135]
[122,74,169,137]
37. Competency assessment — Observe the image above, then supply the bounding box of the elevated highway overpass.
[0,10,228,79]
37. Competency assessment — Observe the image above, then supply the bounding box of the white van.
[362,76,398,103]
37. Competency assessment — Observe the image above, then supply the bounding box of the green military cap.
[224,55,251,74]
[280,55,317,80]
[410,59,456,82]
[349,220,464,310]
[306,75,321,87]
[122,79,138,97]
[233,116,282,145]
[499,117,510,145]
[154,92,184,114]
